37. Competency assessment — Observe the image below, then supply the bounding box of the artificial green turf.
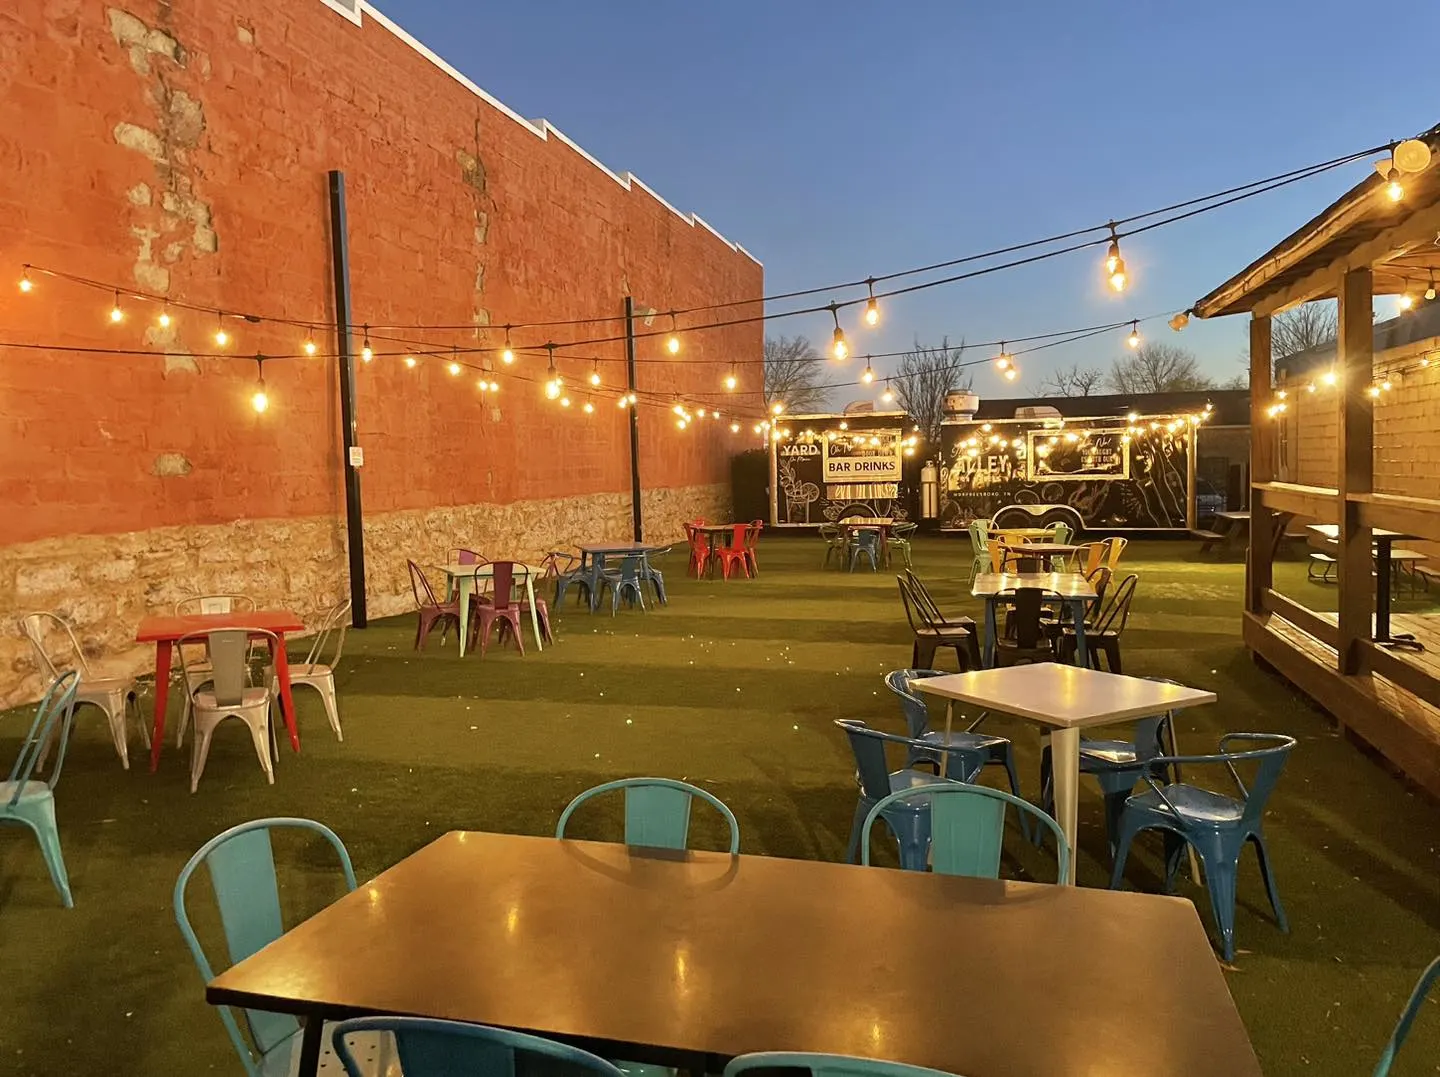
[0,536,1437,1076]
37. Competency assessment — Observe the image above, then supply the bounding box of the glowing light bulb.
[449,362,462,376]
[560,396,571,408]
[252,386,269,413]
[109,292,124,322]
[860,360,874,384]
[1387,168,1404,202]
[864,297,879,326]
[666,312,681,354]
[404,356,417,368]
[214,327,229,347]
[730,422,740,433]
[501,347,515,364]
[1109,260,1127,292]
[1306,382,1316,393]
[771,401,785,415]
[832,326,849,360]
[1322,369,1337,386]
[1368,385,1381,398]
[617,395,628,409]
[627,392,637,405]
[583,399,595,414]
[724,367,738,391]
[158,306,172,329]
[589,363,602,387]
[18,270,33,293]
[304,339,318,356]
[1382,379,1393,391]
[1428,286,1437,301]
[362,342,374,362]
[1400,293,1415,311]
[489,380,500,392]
[1004,367,1018,381]
[1127,322,1141,349]
[881,382,895,404]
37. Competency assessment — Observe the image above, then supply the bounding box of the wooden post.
[1247,313,1273,615]
[1336,268,1374,675]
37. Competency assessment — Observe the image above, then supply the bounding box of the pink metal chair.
[408,560,461,651]
[469,561,526,656]
[744,519,764,576]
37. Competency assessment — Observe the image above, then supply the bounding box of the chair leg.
[1250,833,1288,932]
[846,800,871,864]
[1200,843,1239,961]
[1108,818,1143,890]
[1162,830,1189,893]
[997,743,1033,844]
[914,637,939,670]
[317,678,343,741]
[190,722,216,794]
[1102,638,1122,674]
[93,695,130,770]
[246,714,275,785]
[15,799,72,908]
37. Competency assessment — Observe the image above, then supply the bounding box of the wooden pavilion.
[1195,126,1440,797]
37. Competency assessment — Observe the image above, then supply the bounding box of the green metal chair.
[1372,955,1440,1076]
[964,519,991,581]
[889,521,918,568]
[861,782,1068,883]
[725,1051,968,1077]
[820,523,848,568]
[2,671,80,907]
[556,776,740,853]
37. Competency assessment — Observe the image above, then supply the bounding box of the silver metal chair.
[19,611,147,770]
[172,594,260,747]
[266,599,350,741]
[175,629,279,793]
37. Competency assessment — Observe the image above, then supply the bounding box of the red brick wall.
[0,0,763,548]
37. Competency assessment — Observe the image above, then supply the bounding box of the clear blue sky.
[386,0,1439,399]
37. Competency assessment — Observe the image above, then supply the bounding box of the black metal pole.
[624,296,643,541]
[329,170,368,627]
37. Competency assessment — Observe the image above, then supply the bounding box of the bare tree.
[893,337,972,444]
[1109,342,1213,393]
[1032,362,1107,397]
[1272,302,1337,361]
[763,335,831,413]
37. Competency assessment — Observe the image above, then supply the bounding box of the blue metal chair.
[849,528,880,572]
[885,668,1024,797]
[599,554,647,614]
[1373,955,1440,1077]
[642,546,669,605]
[546,550,597,612]
[1039,679,1180,856]
[2,671,80,907]
[333,1016,627,1077]
[1109,733,1297,961]
[834,719,978,868]
[174,818,361,1077]
[557,777,740,853]
[861,783,1069,883]
[725,1051,967,1077]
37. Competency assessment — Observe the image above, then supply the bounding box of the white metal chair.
[176,629,278,793]
[19,611,147,770]
[266,599,350,742]
[172,594,260,748]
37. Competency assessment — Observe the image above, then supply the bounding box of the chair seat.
[0,780,50,805]
[78,675,136,696]
[262,1025,397,1077]
[193,687,270,710]
[1128,784,1246,825]
[923,729,1007,752]
[287,663,333,680]
[888,768,956,797]
[1079,738,1141,767]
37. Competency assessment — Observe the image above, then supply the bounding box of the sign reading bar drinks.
[823,431,902,483]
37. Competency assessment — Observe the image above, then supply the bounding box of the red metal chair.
[408,560,461,651]
[716,524,752,580]
[744,519,764,576]
[469,561,526,656]
[686,526,711,578]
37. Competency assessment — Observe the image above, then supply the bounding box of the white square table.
[911,663,1216,883]
[971,571,1095,666]
[435,562,546,656]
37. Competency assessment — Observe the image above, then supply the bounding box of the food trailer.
[767,410,918,527]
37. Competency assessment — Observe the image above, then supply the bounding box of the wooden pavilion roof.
[1195,124,1440,318]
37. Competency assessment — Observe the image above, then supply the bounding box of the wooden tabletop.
[911,663,1217,728]
[1306,523,1411,541]
[990,526,1054,539]
[1215,510,1251,521]
[692,524,745,535]
[135,610,305,643]
[998,541,1085,555]
[840,517,893,527]
[971,572,1095,599]
[207,831,1258,1077]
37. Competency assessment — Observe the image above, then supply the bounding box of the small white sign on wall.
[348,446,364,468]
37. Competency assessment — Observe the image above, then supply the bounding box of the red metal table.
[135,610,306,772]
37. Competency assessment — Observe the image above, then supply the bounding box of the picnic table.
[971,571,1095,667]
[206,830,1260,1077]
[912,665,1216,884]
[1305,524,1424,648]
[1194,509,1250,554]
[136,610,305,772]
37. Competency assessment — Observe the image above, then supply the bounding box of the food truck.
[936,405,1214,533]
[767,410,919,527]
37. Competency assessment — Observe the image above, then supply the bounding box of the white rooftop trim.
[353,0,761,266]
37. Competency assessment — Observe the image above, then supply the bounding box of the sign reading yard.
[823,430,902,483]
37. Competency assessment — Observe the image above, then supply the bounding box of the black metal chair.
[897,575,978,671]
[993,587,1057,667]
[1058,573,1137,672]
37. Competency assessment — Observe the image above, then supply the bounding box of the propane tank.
[920,461,939,519]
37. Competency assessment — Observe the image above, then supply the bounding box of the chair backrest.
[1007,587,1046,649]
[724,1052,964,1077]
[819,523,841,540]
[852,528,880,551]
[897,577,926,635]
[726,524,750,552]
[883,668,944,739]
[303,599,352,668]
[1076,541,1106,575]
[1372,955,1440,1077]
[614,554,644,582]
[835,720,903,802]
[556,777,740,853]
[173,818,356,1075]
[332,1016,628,1077]
[175,594,256,616]
[1148,733,1297,831]
[408,559,442,608]
[1093,573,1138,635]
[746,520,763,550]
[903,571,948,628]
[6,671,80,803]
[1084,564,1112,610]
[18,610,90,679]
[968,519,991,556]
[1048,521,1071,544]
[861,783,1069,883]
[489,561,518,609]
[1106,535,1129,569]
[453,548,484,566]
[176,630,271,707]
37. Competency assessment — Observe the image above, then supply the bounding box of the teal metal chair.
[333,1016,627,1077]
[174,818,366,1077]
[724,1051,967,1077]
[849,528,881,572]
[861,783,1068,883]
[1373,955,1440,1077]
[599,554,647,615]
[556,776,740,853]
[964,519,991,581]
[820,523,849,568]
[2,670,80,907]
[1109,733,1297,961]
[888,521,918,568]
